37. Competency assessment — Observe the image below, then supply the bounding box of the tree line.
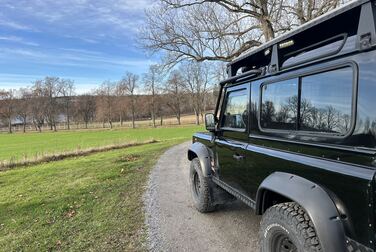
[0,62,219,133]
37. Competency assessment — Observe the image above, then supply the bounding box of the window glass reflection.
[300,68,353,134]
[222,91,248,129]
[261,79,298,130]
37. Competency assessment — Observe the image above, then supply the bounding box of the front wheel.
[189,158,216,212]
[260,202,322,252]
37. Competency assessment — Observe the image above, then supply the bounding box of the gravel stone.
[144,141,261,252]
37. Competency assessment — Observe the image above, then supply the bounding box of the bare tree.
[30,81,46,132]
[141,0,343,65]
[155,94,166,126]
[0,89,16,133]
[76,94,96,129]
[285,0,342,25]
[261,101,276,125]
[143,64,163,127]
[16,88,32,133]
[141,2,262,65]
[159,0,286,40]
[326,105,338,132]
[340,113,351,133]
[96,81,116,129]
[43,77,61,132]
[181,61,211,125]
[114,82,127,126]
[59,79,75,130]
[165,70,185,125]
[120,72,139,129]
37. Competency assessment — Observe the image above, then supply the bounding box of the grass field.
[0,125,201,163]
[0,126,202,251]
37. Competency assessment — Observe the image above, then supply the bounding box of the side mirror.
[205,113,216,132]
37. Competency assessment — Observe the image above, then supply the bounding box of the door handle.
[233,153,245,161]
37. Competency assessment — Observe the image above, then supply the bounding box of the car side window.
[261,79,298,130]
[300,67,353,134]
[222,90,248,130]
[259,66,354,136]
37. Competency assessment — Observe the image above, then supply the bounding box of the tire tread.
[261,202,322,252]
[190,158,215,212]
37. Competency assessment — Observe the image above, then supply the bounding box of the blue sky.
[0,0,156,93]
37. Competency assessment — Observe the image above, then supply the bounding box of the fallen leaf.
[65,209,76,218]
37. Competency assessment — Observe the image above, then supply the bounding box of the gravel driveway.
[144,141,261,252]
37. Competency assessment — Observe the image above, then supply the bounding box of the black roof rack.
[224,0,376,81]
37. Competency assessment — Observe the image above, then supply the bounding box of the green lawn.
[0,126,200,251]
[0,125,201,162]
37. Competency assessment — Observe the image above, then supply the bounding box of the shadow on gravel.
[217,200,253,213]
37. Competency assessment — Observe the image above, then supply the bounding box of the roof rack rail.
[220,69,262,86]
[226,0,376,79]
[282,33,348,69]
[214,69,262,118]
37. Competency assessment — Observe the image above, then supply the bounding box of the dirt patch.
[116,154,141,163]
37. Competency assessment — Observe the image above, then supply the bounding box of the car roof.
[230,0,367,66]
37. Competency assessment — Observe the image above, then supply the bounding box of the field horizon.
[0,124,203,166]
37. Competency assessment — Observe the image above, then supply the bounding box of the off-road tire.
[189,158,216,212]
[260,202,322,252]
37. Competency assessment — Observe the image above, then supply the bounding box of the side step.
[211,176,256,209]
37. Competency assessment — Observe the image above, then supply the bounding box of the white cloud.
[0,36,39,46]
[0,0,153,42]
[113,0,154,11]
[0,19,36,31]
[0,47,155,70]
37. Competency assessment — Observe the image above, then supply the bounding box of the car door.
[215,83,250,195]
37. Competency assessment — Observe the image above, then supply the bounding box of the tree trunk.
[23,120,26,133]
[131,97,136,129]
[152,112,156,128]
[85,121,88,129]
[177,101,181,125]
[259,18,275,41]
[160,115,163,126]
[109,120,113,129]
[67,110,70,130]
[8,119,12,134]
[194,109,200,125]
[132,112,135,129]
[151,94,156,128]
